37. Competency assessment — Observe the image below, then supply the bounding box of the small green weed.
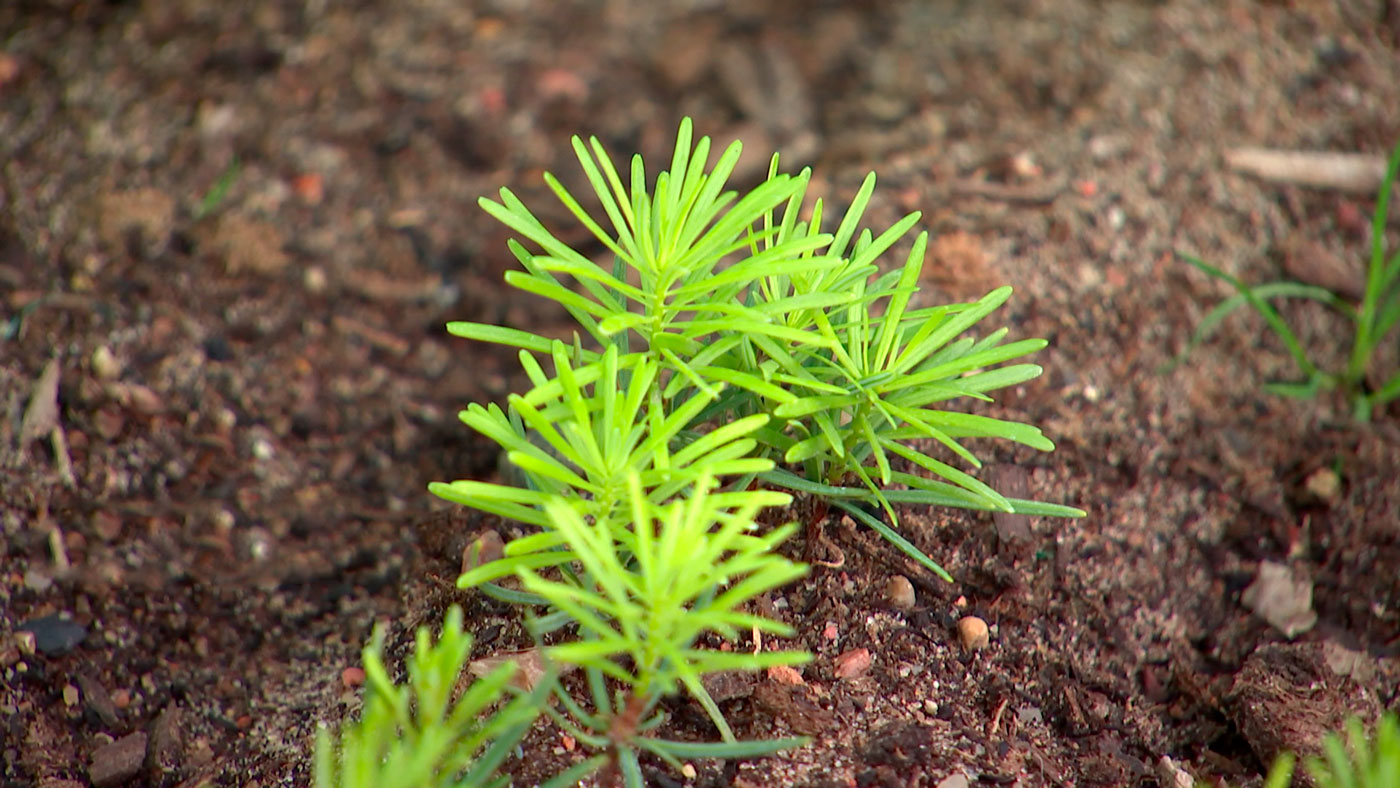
[1173,140,1400,421]
[1249,712,1400,788]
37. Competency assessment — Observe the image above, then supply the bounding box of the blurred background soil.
[2,1,1398,785]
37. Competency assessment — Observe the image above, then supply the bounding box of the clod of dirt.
[204,214,289,275]
[96,187,174,259]
[1228,643,1382,781]
[956,616,989,651]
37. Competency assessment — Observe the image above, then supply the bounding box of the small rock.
[884,575,916,610]
[833,648,872,679]
[105,381,164,415]
[75,672,122,729]
[303,265,328,293]
[91,511,123,542]
[767,665,805,685]
[20,359,61,447]
[1242,561,1317,638]
[1155,755,1195,788]
[461,530,505,574]
[18,614,88,655]
[250,436,275,461]
[23,569,53,592]
[341,667,365,689]
[1303,467,1341,505]
[957,616,990,651]
[89,732,147,788]
[63,684,79,706]
[936,773,970,788]
[14,630,36,655]
[90,346,120,381]
[146,706,184,778]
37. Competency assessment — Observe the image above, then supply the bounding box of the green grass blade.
[832,500,952,582]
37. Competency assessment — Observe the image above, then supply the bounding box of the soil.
[3,1,1399,786]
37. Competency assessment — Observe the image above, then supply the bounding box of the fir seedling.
[458,475,809,786]
[1173,139,1400,421]
[313,606,543,788]
[437,117,1082,581]
[356,118,1083,786]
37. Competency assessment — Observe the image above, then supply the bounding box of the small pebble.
[303,265,328,294]
[767,665,805,685]
[957,616,990,651]
[14,631,36,655]
[884,575,916,610]
[148,706,185,775]
[250,437,275,461]
[88,732,147,788]
[341,667,365,689]
[18,614,88,655]
[1304,467,1341,505]
[461,530,505,574]
[23,569,53,592]
[91,346,120,381]
[833,647,872,679]
[75,672,121,728]
[63,684,79,706]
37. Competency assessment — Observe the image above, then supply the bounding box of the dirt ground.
[3,1,1399,786]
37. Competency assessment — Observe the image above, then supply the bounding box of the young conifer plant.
[318,118,1080,788]
[435,117,1082,582]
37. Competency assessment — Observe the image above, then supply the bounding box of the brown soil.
[3,1,1399,786]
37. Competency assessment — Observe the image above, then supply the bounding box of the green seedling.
[313,606,544,788]
[346,118,1084,786]
[194,156,241,221]
[436,116,1081,581]
[1173,140,1400,421]
[458,474,809,787]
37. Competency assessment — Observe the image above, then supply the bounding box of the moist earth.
[2,1,1398,786]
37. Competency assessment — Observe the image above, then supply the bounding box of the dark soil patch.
[3,1,1398,786]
